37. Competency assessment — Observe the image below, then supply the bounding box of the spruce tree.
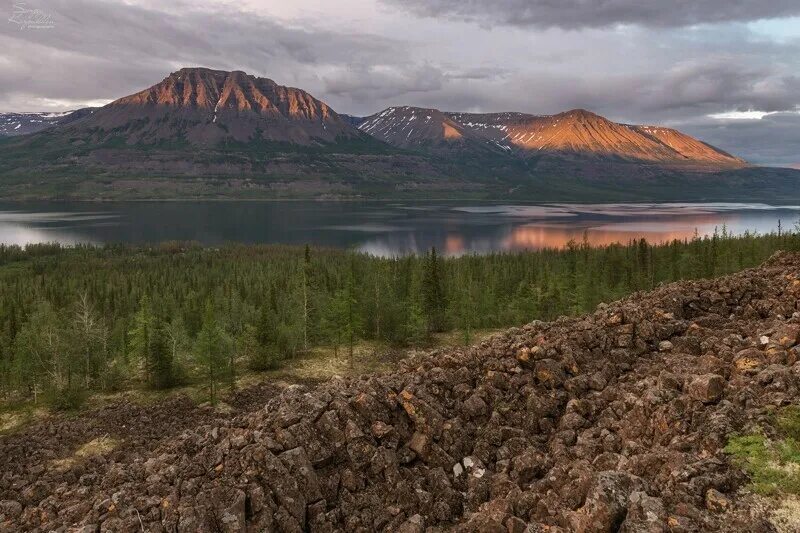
[252,303,279,370]
[148,324,174,390]
[421,247,447,334]
[128,295,155,384]
[195,300,230,404]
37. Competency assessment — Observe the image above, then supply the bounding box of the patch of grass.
[726,406,800,495]
[0,328,495,432]
[75,435,120,458]
[778,406,800,440]
[49,435,121,472]
[0,405,46,435]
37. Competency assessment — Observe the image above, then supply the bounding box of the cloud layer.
[0,0,397,109]
[684,112,800,166]
[1,0,799,165]
[381,0,800,29]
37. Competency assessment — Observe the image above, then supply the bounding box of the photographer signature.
[8,2,55,29]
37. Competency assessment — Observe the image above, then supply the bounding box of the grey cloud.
[0,0,399,110]
[324,64,446,101]
[636,58,800,117]
[381,0,800,29]
[323,62,514,113]
[448,67,510,81]
[682,112,800,166]
[381,56,800,126]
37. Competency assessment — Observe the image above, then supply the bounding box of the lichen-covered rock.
[619,491,666,533]
[773,324,800,348]
[572,471,645,532]
[687,374,726,404]
[704,488,730,513]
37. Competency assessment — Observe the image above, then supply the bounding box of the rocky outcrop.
[2,252,800,532]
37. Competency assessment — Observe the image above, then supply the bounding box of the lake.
[0,201,798,256]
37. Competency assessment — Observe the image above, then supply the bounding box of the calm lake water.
[0,201,798,256]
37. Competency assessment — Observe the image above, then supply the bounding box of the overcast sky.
[2,0,799,166]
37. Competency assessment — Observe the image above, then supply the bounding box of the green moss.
[725,406,800,495]
[778,406,800,440]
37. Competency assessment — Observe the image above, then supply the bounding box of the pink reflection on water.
[501,213,743,251]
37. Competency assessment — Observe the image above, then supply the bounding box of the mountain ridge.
[4,68,747,167]
[0,67,797,201]
[0,108,96,137]
[353,106,746,167]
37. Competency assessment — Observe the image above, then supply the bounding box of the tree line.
[0,225,798,408]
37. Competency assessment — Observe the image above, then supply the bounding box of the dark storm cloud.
[375,55,800,125]
[635,58,800,117]
[0,0,399,109]
[381,0,800,29]
[682,112,800,167]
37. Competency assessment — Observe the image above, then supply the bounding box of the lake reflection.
[0,201,798,256]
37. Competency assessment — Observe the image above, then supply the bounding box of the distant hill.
[0,108,95,136]
[0,67,797,201]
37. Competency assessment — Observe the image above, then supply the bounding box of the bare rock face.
[2,252,800,531]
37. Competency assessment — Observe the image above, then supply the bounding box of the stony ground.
[2,252,800,532]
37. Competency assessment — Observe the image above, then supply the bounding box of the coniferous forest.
[0,228,798,409]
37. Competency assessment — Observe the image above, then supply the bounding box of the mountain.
[56,67,364,146]
[0,67,797,201]
[356,107,745,167]
[0,108,95,136]
[357,107,471,146]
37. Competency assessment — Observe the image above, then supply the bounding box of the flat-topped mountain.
[59,67,363,146]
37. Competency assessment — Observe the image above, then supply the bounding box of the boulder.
[463,394,489,419]
[573,472,645,533]
[686,374,726,404]
[0,500,23,520]
[704,489,730,513]
[773,324,800,348]
[733,348,765,374]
